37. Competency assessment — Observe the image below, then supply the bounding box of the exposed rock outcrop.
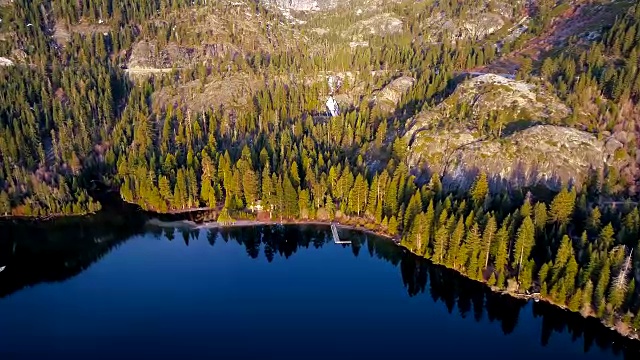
[371,76,415,113]
[152,73,259,113]
[0,57,13,66]
[407,74,570,140]
[262,0,339,11]
[409,125,616,191]
[406,74,614,190]
[424,11,504,41]
[348,13,403,36]
[127,40,239,70]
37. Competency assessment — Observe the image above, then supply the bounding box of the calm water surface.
[0,219,638,359]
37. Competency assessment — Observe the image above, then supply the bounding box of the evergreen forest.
[1,0,640,337]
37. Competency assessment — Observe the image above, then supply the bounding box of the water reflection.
[0,213,146,298]
[0,220,638,358]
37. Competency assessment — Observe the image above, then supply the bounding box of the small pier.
[331,223,351,244]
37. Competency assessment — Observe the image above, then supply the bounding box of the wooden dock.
[331,223,351,244]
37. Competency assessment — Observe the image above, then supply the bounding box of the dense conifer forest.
[1,0,640,335]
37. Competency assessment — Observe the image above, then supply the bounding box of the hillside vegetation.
[2,0,640,339]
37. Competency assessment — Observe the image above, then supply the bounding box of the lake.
[0,217,639,359]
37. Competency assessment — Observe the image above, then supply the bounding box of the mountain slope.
[406,74,620,190]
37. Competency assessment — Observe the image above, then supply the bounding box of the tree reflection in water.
[0,221,638,359]
[208,224,640,359]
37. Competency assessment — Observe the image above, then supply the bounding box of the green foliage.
[470,172,489,205]
[0,0,639,332]
[217,207,235,225]
[548,187,576,225]
[488,272,497,286]
[388,216,399,236]
[533,202,547,232]
[0,191,10,215]
[519,259,536,291]
[513,216,535,270]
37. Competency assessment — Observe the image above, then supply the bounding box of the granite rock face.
[262,0,341,11]
[371,76,415,113]
[406,75,616,191]
[408,124,616,191]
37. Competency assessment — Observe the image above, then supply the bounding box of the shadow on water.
[1,219,639,358]
[0,209,147,299]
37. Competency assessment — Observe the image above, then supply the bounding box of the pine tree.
[588,206,602,233]
[538,263,550,296]
[533,202,547,232]
[283,176,299,219]
[626,279,636,310]
[552,280,568,304]
[366,175,378,216]
[404,192,423,229]
[634,311,640,329]
[174,169,189,209]
[432,224,449,264]
[520,198,532,218]
[298,189,311,219]
[375,119,387,147]
[488,272,497,286]
[289,162,300,188]
[388,216,399,235]
[424,199,435,231]
[583,280,594,313]
[598,223,615,250]
[465,223,482,279]
[446,217,465,268]
[274,175,285,220]
[493,221,509,274]
[470,172,489,205]
[375,200,383,224]
[200,176,216,208]
[481,215,497,269]
[548,187,576,225]
[519,259,535,291]
[242,169,259,208]
[551,235,574,284]
[594,258,611,309]
[498,272,506,288]
[261,166,274,215]
[0,191,10,215]
[517,57,532,80]
[429,173,442,197]
[569,288,583,311]
[348,174,368,216]
[411,212,430,255]
[513,216,535,273]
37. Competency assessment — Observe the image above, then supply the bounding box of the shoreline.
[145,217,400,242]
[146,216,640,345]
[6,205,639,347]
[0,211,97,222]
[409,250,640,344]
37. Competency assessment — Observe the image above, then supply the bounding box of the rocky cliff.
[406,74,618,190]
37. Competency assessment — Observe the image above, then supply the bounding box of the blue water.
[0,225,637,359]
